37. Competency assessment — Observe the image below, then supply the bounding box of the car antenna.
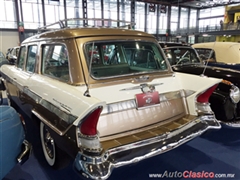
[84,42,95,97]
[201,41,216,76]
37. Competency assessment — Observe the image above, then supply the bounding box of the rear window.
[194,48,216,62]
[163,47,201,65]
[84,41,167,78]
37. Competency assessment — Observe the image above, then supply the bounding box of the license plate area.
[135,91,160,109]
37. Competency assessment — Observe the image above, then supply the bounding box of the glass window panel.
[180,7,188,28]
[0,0,16,28]
[42,44,70,81]
[147,4,157,34]
[120,0,131,24]
[22,1,43,29]
[135,2,145,32]
[170,6,179,32]
[0,1,6,21]
[5,1,15,21]
[199,6,224,18]
[17,46,26,69]
[22,3,33,22]
[189,9,197,28]
[84,40,167,79]
[26,45,37,73]
[158,5,168,34]
[45,5,56,24]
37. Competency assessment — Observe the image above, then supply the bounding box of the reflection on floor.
[3,96,240,180]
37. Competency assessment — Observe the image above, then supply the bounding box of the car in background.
[6,46,20,65]
[159,41,190,48]
[0,105,32,179]
[0,51,9,66]
[0,18,222,180]
[163,45,240,127]
[192,42,240,70]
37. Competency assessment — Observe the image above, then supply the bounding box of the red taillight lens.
[80,107,102,136]
[197,84,218,103]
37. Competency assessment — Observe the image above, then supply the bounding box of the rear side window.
[17,46,26,69]
[26,45,37,73]
[42,44,69,81]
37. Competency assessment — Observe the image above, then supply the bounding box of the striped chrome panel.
[101,89,195,115]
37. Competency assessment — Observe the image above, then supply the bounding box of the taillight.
[80,106,103,136]
[197,84,218,103]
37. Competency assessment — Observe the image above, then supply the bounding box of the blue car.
[0,105,32,179]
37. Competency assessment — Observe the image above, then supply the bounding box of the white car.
[0,18,221,180]
[192,42,240,70]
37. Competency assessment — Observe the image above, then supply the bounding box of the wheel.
[40,122,70,169]
[40,122,56,166]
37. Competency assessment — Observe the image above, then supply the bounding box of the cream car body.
[0,19,221,180]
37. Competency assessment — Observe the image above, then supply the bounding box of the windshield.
[163,47,201,65]
[84,41,168,78]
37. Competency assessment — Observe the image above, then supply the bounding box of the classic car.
[0,105,32,179]
[0,18,222,180]
[6,46,20,65]
[0,51,10,67]
[163,45,240,127]
[192,42,240,70]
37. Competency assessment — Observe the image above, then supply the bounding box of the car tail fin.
[196,84,218,114]
[80,106,103,136]
[197,84,218,103]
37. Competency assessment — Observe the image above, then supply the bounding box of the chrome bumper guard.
[17,140,32,164]
[74,115,220,180]
[221,120,240,128]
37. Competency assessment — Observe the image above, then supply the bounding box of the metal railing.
[37,18,135,33]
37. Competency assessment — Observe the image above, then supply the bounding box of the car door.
[6,45,38,115]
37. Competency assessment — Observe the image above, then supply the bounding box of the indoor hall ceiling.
[139,0,240,9]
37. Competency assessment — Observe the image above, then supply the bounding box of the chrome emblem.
[146,97,152,104]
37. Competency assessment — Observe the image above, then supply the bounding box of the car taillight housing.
[80,107,103,136]
[77,106,103,153]
[196,84,218,115]
[197,84,218,103]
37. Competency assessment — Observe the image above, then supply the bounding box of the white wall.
[0,31,19,55]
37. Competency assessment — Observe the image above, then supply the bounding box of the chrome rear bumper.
[221,120,240,128]
[74,115,220,180]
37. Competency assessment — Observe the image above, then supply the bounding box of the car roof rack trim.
[37,18,135,33]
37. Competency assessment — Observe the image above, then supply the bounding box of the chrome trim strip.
[2,75,77,125]
[119,83,163,91]
[74,115,220,180]
[102,89,195,115]
[32,109,74,136]
[22,87,77,124]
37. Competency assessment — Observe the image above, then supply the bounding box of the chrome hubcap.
[43,128,54,159]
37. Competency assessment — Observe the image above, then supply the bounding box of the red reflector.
[80,107,102,136]
[197,84,218,103]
